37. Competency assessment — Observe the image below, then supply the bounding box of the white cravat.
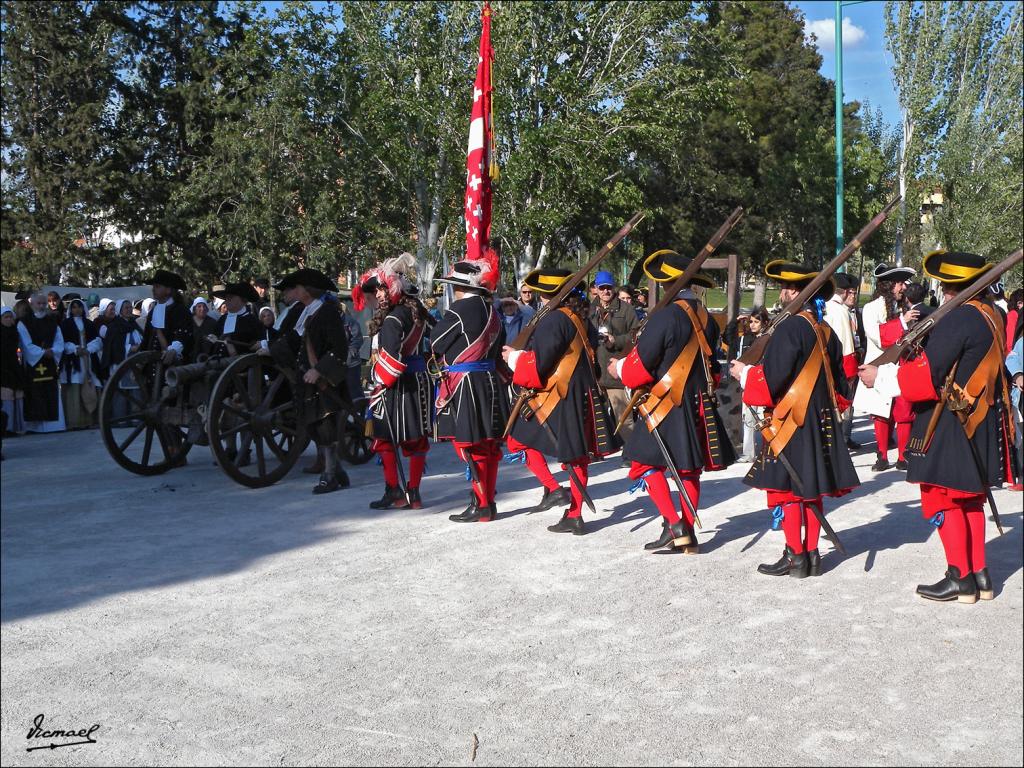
[223,308,248,335]
[294,299,323,336]
[150,297,174,329]
[274,302,298,331]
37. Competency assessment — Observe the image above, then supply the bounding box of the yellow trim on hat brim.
[764,259,819,284]
[924,261,992,284]
[523,271,569,293]
[641,250,715,287]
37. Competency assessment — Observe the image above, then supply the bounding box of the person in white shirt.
[852,262,915,470]
[823,272,861,449]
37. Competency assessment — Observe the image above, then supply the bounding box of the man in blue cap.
[590,269,640,442]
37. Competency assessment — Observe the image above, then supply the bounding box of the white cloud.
[805,17,867,52]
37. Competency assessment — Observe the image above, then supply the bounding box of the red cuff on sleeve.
[842,353,858,380]
[742,365,774,407]
[879,318,904,349]
[836,394,852,413]
[713,372,722,389]
[512,351,543,389]
[897,353,939,402]
[619,348,655,388]
[373,347,406,388]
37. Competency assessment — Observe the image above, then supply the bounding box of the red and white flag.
[464,3,495,263]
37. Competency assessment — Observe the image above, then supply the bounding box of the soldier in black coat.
[140,270,193,365]
[502,268,621,536]
[353,253,434,510]
[607,252,736,553]
[208,283,262,357]
[269,268,351,494]
[431,258,511,522]
[729,261,859,579]
[859,250,1017,604]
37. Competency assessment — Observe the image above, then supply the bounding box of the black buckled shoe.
[313,473,341,495]
[894,459,908,470]
[807,549,821,577]
[644,521,674,551]
[974,568,994,601]
[871,454,890,471]
[845,438,861,451]
[406,487,423,509]
[370,485,407,509]
[757,546,809,578]
[528,486,571,514]
[547,513,585,535]
[916,566,978,604]
[449,499,495,522]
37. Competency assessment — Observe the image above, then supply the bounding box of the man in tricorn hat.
[729,260,860,579]
[141,269,193,365]
[270,268,351,494]
[859,250,1018,604]
[854,262,917,470]
[431,250,510,522]
[501,268,621,535]
[606,250,736,553]
[206,282,261,358]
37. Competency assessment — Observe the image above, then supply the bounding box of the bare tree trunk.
[753,277,767,309]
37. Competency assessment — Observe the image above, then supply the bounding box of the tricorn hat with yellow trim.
[922,250,991,285]
[642,250,716,288]
[522,267,572,294]
[764,260,834,299]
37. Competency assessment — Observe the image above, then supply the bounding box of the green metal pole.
[835,0,844,261]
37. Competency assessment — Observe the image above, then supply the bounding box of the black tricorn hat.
[148,269,187,291]
[642,249,716,289]
[873,262,915,282]
[521,267,573,294]
[280,268,336,293]
[922,250,991,285]
[764,260,834,300]
[833,272,859,291]
[212,282,260,304]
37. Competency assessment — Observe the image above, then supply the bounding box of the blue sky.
[791,1,901,127]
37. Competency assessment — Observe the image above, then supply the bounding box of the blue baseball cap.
[594,270,615,287]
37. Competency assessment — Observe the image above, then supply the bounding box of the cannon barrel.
[165,356,231,389]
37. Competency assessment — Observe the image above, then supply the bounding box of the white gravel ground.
[1,423,1021,766]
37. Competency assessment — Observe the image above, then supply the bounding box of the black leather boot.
[974,568,994,601]
[807,549,821,577]
[644,521,674,551]
[757,546,809,578]
[871,453,890,471]
[333,464,351,489]
[547,512,585,535]
[406,487,422,509]
[528,486,571,514]
[894,459,908,470]
[313,472,340,494]
[916,566,978,604]
[369,485,407,509]
[449,496,495,522]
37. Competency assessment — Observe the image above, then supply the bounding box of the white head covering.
[141,298,156,316]
[0,305,13,317]
[212,297,225,311]
[98,298,114,313]
[259,306,275,321]
[114,298,131,317]
[191,297,209,313]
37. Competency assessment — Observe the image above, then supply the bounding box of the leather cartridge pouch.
[957,301,1011,439]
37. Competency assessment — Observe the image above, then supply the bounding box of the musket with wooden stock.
[868,248,1023,366]
[613,206,745,434]
[502,211,646,438]
[738,194,903,366]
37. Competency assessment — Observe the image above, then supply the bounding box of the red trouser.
[766,491,828,554]
[506,435,560,491]
[629,462,701,526]
[921,484,987,574]
[453,439,502,506]
[561,457,590,518]
[372,436,429,489]
[873,414,912,461]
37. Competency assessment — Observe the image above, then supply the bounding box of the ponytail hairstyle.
[872,278,899,321]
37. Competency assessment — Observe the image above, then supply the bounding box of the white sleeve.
[87,334,104,354]
[99,325,108,339]
[64,340,77,355]
[874,362,902,398]
[739,364,751,389]
[52,327,64,363]
[614,358,626,379]
[168,340,184,357]
[863,303,882,350]
[508,349,522,372]
[17,322,45,366]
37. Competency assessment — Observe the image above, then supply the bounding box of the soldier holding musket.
[607,251,736,553]
[859,250,1019,603]
[729,261,860,579]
